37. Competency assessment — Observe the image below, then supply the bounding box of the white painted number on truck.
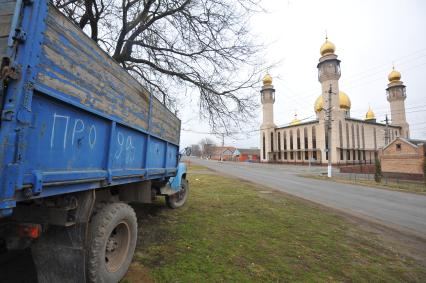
[114,131,136,164]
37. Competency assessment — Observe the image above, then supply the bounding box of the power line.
[351,101,426,114]
[290,48,426,97]
[271,50,426,109]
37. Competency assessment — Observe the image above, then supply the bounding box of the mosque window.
[278,132,281,159]
[362,126,365,148]
[271,132,274,152]
[304,127,308,149]
[347,149,350,160]
[312,127,317,148]
[339,121,343,148]
[290,130,294,160]
[346,123,349,149]
[284,131,288,160]
[297,129,301,160]
[356,125,360,149]
[351,124,355,148]
[262,133,265,159]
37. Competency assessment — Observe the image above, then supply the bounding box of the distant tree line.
[189,137,216,158]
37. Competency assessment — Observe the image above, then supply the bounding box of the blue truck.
[0,0,188,281]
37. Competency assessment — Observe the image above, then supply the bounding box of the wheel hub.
[104,221,131,273]
[106,237,118,252]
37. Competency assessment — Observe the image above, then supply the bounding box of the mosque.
[260,38,410,165]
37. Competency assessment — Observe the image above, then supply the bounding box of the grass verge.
[301,174,426,194]
[123,167,426,282]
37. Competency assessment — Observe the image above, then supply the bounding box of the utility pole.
[384,115,390,145]
[219,133,225,162]
[326,84,333,178]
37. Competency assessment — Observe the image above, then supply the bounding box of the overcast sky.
[180,0,426,148]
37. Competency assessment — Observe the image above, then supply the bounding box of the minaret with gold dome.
[317,37,342,116]
[386,66,409,138]
[260,73,276,161]
[316,37,344,163]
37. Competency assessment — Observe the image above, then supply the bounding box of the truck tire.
[87,203,137,283]
[166,178,189,209]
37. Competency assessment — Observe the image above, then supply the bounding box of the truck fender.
[168,162,187,192]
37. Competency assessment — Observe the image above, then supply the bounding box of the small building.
[379,137,426,180]
[210,147,236,161]
[233,148,260,162]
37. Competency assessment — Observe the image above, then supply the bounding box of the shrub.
[374,158,382,183]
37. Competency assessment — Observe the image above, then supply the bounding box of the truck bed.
[0,0,181,217]
[0,0,16,58]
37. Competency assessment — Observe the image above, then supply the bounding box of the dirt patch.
[123,262,153,283]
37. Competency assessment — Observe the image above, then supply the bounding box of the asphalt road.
[190,158,426,237]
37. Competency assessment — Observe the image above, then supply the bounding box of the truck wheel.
[166,178,189,209]
[87,203,137,283]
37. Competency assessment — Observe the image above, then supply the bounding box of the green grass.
[302,174,426,194]
[123,168,426,282]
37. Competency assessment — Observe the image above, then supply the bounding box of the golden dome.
[290,114,301,125]
[263,73,273,86]
[365,107,375,120]
[314,91,351,113]
[314,95,323,113]
[339,91,351,109]
[388,67,401,82]
[320,38,336,56]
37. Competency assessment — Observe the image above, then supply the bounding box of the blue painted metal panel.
[111,124,146,170]
[0,0,182,217]
[146,137,167,170]
[26,93,109,171]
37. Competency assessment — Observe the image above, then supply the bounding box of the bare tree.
[190,144,201,157]
[199,137,216,158]
[54,0,267,132]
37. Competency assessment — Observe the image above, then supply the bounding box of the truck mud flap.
[32,244,86,282]
[31,190,95,283]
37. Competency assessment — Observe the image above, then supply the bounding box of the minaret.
[386,67,409,138]
[260,73,276,162]
[317,37,341,115]
[317,37,342,165]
